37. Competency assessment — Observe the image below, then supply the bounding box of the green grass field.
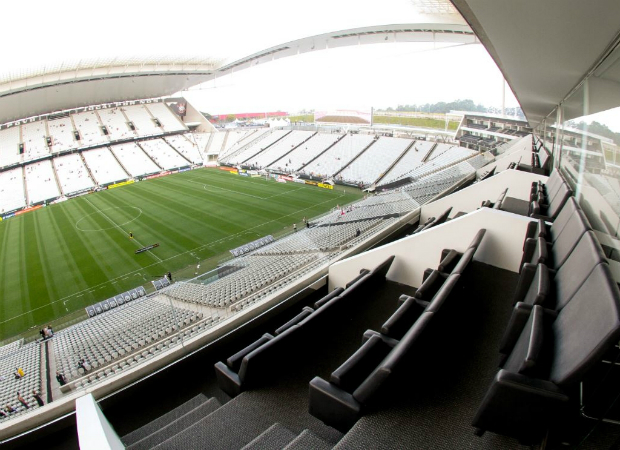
[0,168,362,341]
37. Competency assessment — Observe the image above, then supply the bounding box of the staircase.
[373,139,416,187]
[79,152,98,187]
[421,142,438,162]
[331,136,378,180]
[121,388,342,450]
[240,130,293,165]
[297,133,347,173]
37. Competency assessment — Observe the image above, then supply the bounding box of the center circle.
[75,206,143,232]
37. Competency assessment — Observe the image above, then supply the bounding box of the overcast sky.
[0,0,521,114]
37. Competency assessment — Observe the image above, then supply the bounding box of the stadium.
[1,0,620,449]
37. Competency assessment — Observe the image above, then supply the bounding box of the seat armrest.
[309,377,361,432]
[330,335,393,392]
[380,297,426,339]
[414,270,447,300]
[226,333,274,372]
[214,361,243,398]
[513,263,537,304]
[438,249,462,273]
[275,307,314,335]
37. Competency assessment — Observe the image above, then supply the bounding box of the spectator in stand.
[17,392,28,409]
[56,372,67,386]
[293,223,297,232]
[14,368,24,379]
[32,390,44,407]
[5,405,15,415]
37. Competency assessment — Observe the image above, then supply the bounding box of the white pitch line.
[82,197,163,263]
[0,191,347,325]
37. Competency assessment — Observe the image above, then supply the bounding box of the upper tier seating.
[379,141,432,184]
[270,133,343,172]
[165,135,203,164]
[339,137,412,186]
[48,117,76,153]
[53,154,95,196]
[139,139,189,170]
[250,131,315,168]
[308,232,484,430]
[472,197,620,443]
[122,105,162,137]
[227,130,290,165]
[0,127,21,167]
[0,168,26,213]
[214,256,395,398]
[145,103,186,132]
[24,160,61,204]
[82,148,129,185]
[302,134,375,179]
[110,143,160,177]
[72,111,108,147]
[98,108,137,141]
[21,121,50,162]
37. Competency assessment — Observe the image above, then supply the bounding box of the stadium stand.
[164,135,203,164]
[207,132,226,156]
[0,127,21,167]
[338,137,413,186]
[145,103,186,133]
[139,139,189,170]
[250,130,315,168]
[98,108,137,141]
[226,130,291,166]
[270,133,343,173]
[72,111,109,147]
[0,342,42,422]
[21,121,50,162]
[53,153,95,196]
[379,140,432,184]
[24,160,61,204]
[191,133,211,155]
[221,128,272,163]
[302,134,375,179]
[82,148,129,185]
[0,167,26,213]
[110,143,161,177]
[47,116,76,153]
[122,105,162,137]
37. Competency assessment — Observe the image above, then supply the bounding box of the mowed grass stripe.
[0,168,363,340]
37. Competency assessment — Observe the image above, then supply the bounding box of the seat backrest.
[314,287,345,309]
[502,305,545,376]
[549,197,580,244]
[551,210,590,269]
[353,311,435,403]
[553,231,607,311]
[550,264,620,387]
[545,170,563,198]
[434,207,453,226]
[426,274,461,312]
[547,184,572,219]
[521,264,550,307]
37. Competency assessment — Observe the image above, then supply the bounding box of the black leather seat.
[473,263,620,443]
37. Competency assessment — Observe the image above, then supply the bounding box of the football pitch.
[0,168,363,341]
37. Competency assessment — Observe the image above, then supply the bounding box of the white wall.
[328,208,534,290]
[76,394,124,450]
[420,169,547,222]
